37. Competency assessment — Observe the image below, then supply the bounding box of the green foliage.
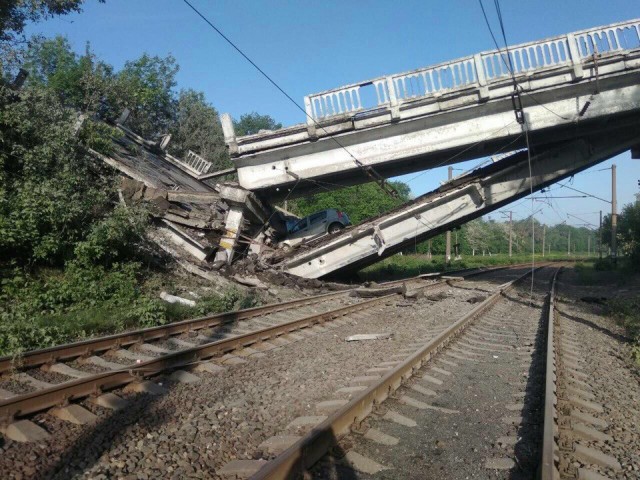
[0,84,116,264]
[0,1,94,43]
[74,204,150,267]
[168,89,231,170]
[234,112,282,136]
[116,53,179,138]
[289,181,411,225]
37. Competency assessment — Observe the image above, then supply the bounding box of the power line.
[182,0,398,198]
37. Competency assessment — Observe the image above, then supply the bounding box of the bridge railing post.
[566,33,584,80]
[386,76,400,120]
[473,54,490,100]
[304,96,318,139]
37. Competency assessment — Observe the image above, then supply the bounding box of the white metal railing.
[165,150,213,176]
[304,19,640,122]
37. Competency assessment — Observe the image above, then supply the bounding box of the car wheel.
[328,223,344,234]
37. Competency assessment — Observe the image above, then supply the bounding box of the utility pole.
[588,236,591,256]
[568,230,571,256]
[599,210,603,259]
[542,224,546,257]
[611,163,617,263]
[501,211,514,257]
[445,166,452,264]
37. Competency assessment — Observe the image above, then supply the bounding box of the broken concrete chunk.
[159,291,196,307]
[346,333,394,342]
[231,275,269,289]
[350,284,406,298]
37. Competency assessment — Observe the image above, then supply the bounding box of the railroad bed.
[0,265,535,478]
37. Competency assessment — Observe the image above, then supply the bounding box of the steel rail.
[0,264,543,423]
[0,263,528,374]
[0,289,353,374]
[540,267,562,480]
[250,265,552,479]
[0,291,402,421]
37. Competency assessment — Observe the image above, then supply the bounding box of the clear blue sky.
[25,0,640,227]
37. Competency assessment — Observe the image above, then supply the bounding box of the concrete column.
[445,166,453,263]
[611,164,617,262]
[215,206,244,265]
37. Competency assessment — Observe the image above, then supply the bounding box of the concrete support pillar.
[216,206,244,265]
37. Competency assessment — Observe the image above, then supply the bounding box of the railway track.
[1,266,509,442]
[246,265,560,479]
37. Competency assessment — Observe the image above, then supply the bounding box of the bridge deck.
[222,19,640,200]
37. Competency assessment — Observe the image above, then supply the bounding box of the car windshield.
[289,218,307,233]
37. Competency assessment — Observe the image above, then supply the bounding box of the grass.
[358,252,590,282]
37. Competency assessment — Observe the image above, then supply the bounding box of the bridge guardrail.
[304,19,640,124]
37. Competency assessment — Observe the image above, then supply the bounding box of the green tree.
[234,112,282,136]
[0,85,116,265]
[0,1,97,43]
[115,53,178,138]
[168,89,231,170]
[23,36,115,112]
[290,181,411,225]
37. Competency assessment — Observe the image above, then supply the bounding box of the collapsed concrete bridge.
[211,18,640,277]
[95,19,640,280]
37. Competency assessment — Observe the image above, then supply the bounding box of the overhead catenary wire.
[181,0,398,198]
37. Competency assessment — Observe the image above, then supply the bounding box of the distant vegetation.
[0,5,270,356]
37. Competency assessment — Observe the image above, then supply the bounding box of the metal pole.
[599,210,603,259]
[611,164,617,263]
[588,236,590,256]
[445,166,452,263]
[568,230,571,256]
[508,211,513,257]
[542,224,546,257]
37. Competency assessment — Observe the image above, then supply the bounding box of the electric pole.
[588,236,591,256]
[501,211,514,257]
[611,163,617,263]
[599,210,603,259]
[542,224,546,257]
[445,166,452,263]
[568,229,571,256]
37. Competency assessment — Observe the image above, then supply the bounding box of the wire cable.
[181,0,398,198]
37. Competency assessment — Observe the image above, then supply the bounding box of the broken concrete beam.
[162,213,210,229]
[232,275,269,290]
[159,291,196,307]
[166,191,221,204]
[345,333,394,342]
[350,283,406,298]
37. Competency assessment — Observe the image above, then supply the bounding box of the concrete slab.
[286,416,327,431]
[342,451,389,474]
[430,366,452,376]
[570,409,608,429]
[195,362,226,374]
[82,355,126,370]
[91,393,128,411]
[410,384,437,397]
[50,404,98,425]
[218,459,267,478]
[166,337,197,349]
[169,370,200,384]
[568,396,604,413]
[335,386,367,395]
[316,399,348,414]
[113,349,153,363]
[485,457,516,470]
[574,444,621,470]
[496,436,519,447]
[138,343,171,354]
[574,423,613,442]
[259,435,301,455]
[420,374,443,386]
[382,410,417,427]
[364,427,399,446]
[219,354,247,365]
[0,388,16,400]
[49,363,91,378]
[124,380,166,395]
[350,376,379,386]
[15,373,53,390]
[2,420,50,443]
